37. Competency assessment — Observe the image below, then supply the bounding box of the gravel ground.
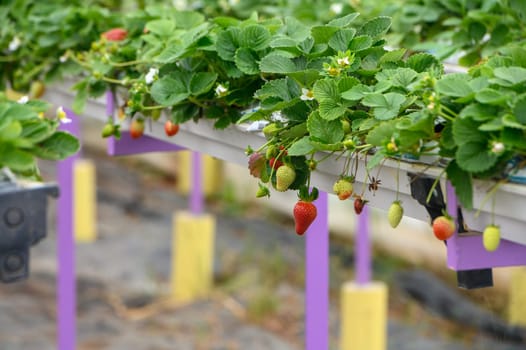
[0,149,524,350]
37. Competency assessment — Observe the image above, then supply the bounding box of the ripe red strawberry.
[164,120,179,137]
[101,28,128,41]
[432,216,455,240]
[333,178,353,200]
[269,157,283,170]
[275,165,296,192]
[293,200,317,235]
[129,119,145,139]
[354,197,367,215]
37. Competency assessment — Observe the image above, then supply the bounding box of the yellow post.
[340,281,388,350]
[509,267,526,326]
[175,151,222,197]
[73,159,97,243]
[171,211,215,303]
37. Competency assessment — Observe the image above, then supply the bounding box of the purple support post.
[57,110,79,350]
[190,151,203,215]
[356,205,371,284]
[305,191,329,350]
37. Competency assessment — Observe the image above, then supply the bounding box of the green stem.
[425,168,446,205]
[474,180,505,218]
[141,105,165,111]
[109,59,148,67]
[188,96,207,108]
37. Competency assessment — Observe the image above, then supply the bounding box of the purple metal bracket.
[57,109,79,350]
[105,91,184,156]
[446,182,526,270]
[306,191,329,350]
[356,205,371,284]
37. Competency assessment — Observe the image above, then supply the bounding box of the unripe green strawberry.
[275,165,296,192]
[101,123,115,138]
[256,184,270,198]
[387,201,403,228]
[29,81,45,98]
[333,178,353,200]
[483,225,501,252]
[262,123,279,138]
[432,215,455,240]
[293,200,317,235]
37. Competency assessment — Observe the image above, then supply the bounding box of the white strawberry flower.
[300,88,315,101]
[8,36,21,52]
[17,95,29,104]
[56,106,72,124]
[215,84,228,97]
[330,3,344,14]
[145,67,159,85]
[337,56,351,67]
[491,141,505,154]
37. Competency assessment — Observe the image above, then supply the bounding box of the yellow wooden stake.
[171,211,215,303]
[340,281,388,350]
[73,159,97,243]
[509,267,526,326]
[175,151,222,197]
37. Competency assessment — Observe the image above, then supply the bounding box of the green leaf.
[4,104,39,121]
[20,120,55,143]
[216,27,241,61]
[151,75,189,106]
[362,92,405,120]
[503,114,526,129]
[0,121,22,141]
[311,25,339,44]
[254,77,299,102]
[155,42,185,63]
[189,72,217,95]
[72,80,88,115]
[366,120,397,146]
[327,13,360,27]
[328,29,356,52]
[341,84,372,100]
[379,48,407,64]
[446,159,473,209]
[313,79,339,101]
[366,151,386,170]
[234,48,260,74]
[459,103,497,121]
[453,117,486,145]
[436,74,472,97]
[33,131,80,160]
[319,100,347,120]
[173,11,205,29]
[493,67,526,86]
[391,68,418,87]
[406,53,442,73]
[287,136,315,156]
[307,111,344,144]
[348,35,372,51]
[358,16,391,37]
[239,25,271,51]
[259,53,297,73]
[0,148,35,172]
[455,142,498,173]
[513,95,526,124]
[475,88,509,105]
[146,19,176,37]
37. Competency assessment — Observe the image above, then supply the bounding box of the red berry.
[130,119,145,139]
[293,201,317,235]
[354,197,366,215]
[164,120,179,137]
[432,216,455,240]
[101,28,128,41]
[269,157,283,170]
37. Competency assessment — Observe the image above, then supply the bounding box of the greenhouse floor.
[0,148,524,350]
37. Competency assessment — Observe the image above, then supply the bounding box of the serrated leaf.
[328,13,360,27]
[287,136,314,156]
[151,75,189,105]
[328,29,356,52]
[379,49,407,64]
[319,100,347,120]
[366,150,386,170]
[493,67,526,86]
[349,35,372,51]
[189,72,217,95]
[459,103,497,121]
[254,77,299,102]
[146,19,176,37]
[311,25,339,44]
[475,88,509,105]
[406,53,442,73]
[0,148,35,172]
[20,120,55,143]
[358,16,391,37]
[240,24,271,51]
[313,79,339,101]
[503,114,526,129]
[307,111,344,144]
[391,68,418,87]
[446,159,473,209]
[235,47,260,74]
[155,42,185,63]
[259,53,297,73]
[455,142,498,173]
[0,121,22,140]
[33,131,80,160]
[366,120,397,146]
[513,95,526,124]
[452,117,486,144]
[436,74,472,97]
[362,92,405,120]
[216,27,241,61]
[341,84,372,100]
[72,80,88,114]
